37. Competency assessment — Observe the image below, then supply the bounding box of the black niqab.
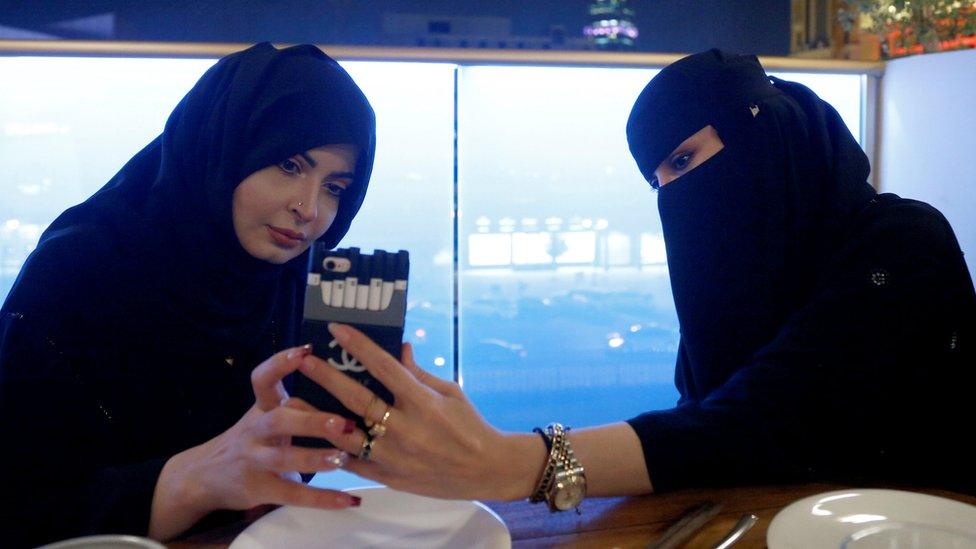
[627,49,876,401]
[623,50,975,492]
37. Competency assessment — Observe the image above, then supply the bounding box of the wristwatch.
[531,423,587,512]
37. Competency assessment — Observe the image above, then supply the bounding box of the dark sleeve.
[627,201,976,492]
[0,310,168,548]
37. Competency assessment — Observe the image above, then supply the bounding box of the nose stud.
[296,201,304,208]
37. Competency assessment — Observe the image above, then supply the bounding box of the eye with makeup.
[669,151,693,172]
[648,151,692,191]
[323,181,348,198]
[278,157,302,176]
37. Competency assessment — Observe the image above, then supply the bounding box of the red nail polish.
[343,418,355,434]
[301,343,313,356]
[349,495,362,507]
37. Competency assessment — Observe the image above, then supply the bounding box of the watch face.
[553,478,585,511]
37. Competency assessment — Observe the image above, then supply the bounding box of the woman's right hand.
[148,345,359,541]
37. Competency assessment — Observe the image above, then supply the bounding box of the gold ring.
[363,394,379,426]
[359,431,376,461]
[368,407,392,438]
[363,395,387,427]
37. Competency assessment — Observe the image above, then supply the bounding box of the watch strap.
[544,423,586,513]
[529,423,565,503]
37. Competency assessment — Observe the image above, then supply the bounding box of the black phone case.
[292,247,407,448]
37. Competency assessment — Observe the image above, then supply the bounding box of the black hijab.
[626,49,877,402]
[14,42,375,358]
[0,44,376,545]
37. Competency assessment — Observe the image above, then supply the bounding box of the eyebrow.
[299,152,317,167]
[298,152,355,180]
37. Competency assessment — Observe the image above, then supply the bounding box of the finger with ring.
[368,407,392,438]
[363,394,388,427]
[359,431,376,461]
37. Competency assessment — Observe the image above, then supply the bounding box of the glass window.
[330,62,457,381]
[456,66,680,431]
[767,71,864,144]
[0,57,216,300]
[1,54,866,438]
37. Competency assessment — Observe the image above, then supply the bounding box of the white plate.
[37,535,167,549]
[230,486,511,549]
[768,489,976,549]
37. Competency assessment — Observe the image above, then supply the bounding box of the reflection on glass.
[512,233,551,265]
[331,62,457,381]
[640,233,668,265]
[457,65,678,431]
[468,233,512,267]
[554,232,596,264]
[0,56,217,301]
[607,232,631,265]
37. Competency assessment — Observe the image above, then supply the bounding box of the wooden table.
[171,483,976,548]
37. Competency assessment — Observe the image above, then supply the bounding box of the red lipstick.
[267,226,307,248]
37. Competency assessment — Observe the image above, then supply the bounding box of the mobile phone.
[292,245,409,448]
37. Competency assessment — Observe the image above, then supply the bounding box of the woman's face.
[651,125,725,189]
[233,144,358,264]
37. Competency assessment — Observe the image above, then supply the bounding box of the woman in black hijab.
[622,49,974,492]
[284,50,975,511]
[0,43,375,546]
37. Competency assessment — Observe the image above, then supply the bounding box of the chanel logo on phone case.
[327,338,365,372]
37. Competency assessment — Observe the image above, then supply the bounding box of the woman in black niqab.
[624,49,975,492]
[0,43,376,546]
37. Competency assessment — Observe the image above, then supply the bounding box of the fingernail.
[325,451,349,468]
[328,323,350,344]
[287,344,313,361]
[343,418,356,434]
[347,495,362,507]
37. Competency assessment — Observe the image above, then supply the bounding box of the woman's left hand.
[296,323,547,501]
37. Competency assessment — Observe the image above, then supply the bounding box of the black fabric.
[0,43,375,548]
[625,50,976,493]
[626,49,781,182]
